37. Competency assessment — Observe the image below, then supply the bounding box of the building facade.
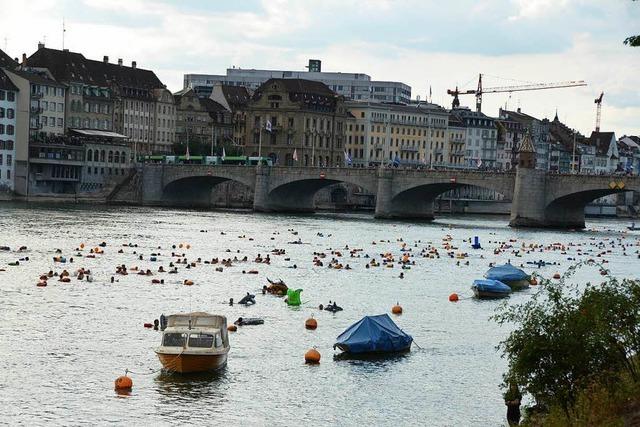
[26,45,171,155]
[185,61,411,103]
[344,101,449,168]
[452,108,497,168]
[237,78,348,167]
[0,69,18,190]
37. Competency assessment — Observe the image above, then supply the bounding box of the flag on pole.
[185,144,190,161]
[344,150,352,166]
[477,158,482,168]
[222,147,226,160]
[393,155,401,167]
[265,120,272,132]
[293,148,298,162]
[429,85,432,102]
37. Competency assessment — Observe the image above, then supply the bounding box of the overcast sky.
[3,0,639,135]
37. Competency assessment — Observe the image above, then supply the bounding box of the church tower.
[518,131,536,169]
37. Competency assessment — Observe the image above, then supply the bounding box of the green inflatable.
[286,288,303,306]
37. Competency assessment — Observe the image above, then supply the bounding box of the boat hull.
[156,351,228,373]
[473,288,510,299]
[502,279,530,290]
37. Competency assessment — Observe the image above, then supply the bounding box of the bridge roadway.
[133,164,640,229]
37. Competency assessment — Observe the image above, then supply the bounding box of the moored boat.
[334,314,413,355]
[485,263,530,290]
[472,279,512,299]
[155,312,230,373]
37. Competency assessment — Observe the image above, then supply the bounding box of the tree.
[493,263,640,415]
[625,0,640,46]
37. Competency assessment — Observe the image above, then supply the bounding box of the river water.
[0,203,638,426]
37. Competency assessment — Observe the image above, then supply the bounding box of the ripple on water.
[1,203,638,425]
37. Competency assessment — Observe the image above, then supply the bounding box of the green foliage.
[626,1,640,46]
[493,262,640,417]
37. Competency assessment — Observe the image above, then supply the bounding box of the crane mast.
[594,92,604,132]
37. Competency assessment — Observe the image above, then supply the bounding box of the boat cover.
[334,314,413,354]
[485,263,529,282]
[472,279,511,294]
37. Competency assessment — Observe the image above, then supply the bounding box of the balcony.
[400,146,419,152]
[30,92,43,99]
[30,106,43,114]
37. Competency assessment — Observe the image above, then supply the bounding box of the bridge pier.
[253,166,271,212]
[509,168,547,228]
[374,169,393,218]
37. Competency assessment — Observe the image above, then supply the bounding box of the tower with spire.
[517,130,536,169]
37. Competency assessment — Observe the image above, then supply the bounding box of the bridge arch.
[258,168,378,213]
[377,171,515,219]
[161,166,256,208]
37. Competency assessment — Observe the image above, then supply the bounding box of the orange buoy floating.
[183,279,194,286]
[553,273,561,279]
[305,317,318,330]
[391,303,403,315]
[227,324,237,332]
[304,348,321,364]
[530,277,538,286]
[449,293,459,302]
[114,375,133,391]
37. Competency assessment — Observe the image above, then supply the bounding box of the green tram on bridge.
[140,155,273,166]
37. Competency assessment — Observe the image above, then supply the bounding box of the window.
[87,149,93,162]
[188,333,215,348]
[162,333,187,347]
[7,91,14,102]
[7,109,14,119]
[0,90,4,100]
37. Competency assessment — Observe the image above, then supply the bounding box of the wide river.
[0,203,638,426]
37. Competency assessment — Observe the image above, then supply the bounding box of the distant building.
[344,100,449,167]
[589,131,618,174]
[26,44,173,155]
[0,69,18,191]
[499,108,549,171]
[0,48,17,69]
[447,113,467,168]
[173,87,233,154]
[209,83,252,146]
[184,61,411,103]
[451,108,497,168]
[237,78,349,167]
[495,118,523,171]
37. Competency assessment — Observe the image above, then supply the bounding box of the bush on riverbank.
[492,263,640,425]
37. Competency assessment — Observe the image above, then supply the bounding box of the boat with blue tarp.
[472,279,512,299]
[333,314,413,355]
[485,263,530,290]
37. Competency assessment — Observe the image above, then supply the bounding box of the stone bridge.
[132,164,640,229]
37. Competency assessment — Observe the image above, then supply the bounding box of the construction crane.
[594,91,604,132]
[447,74,587,112]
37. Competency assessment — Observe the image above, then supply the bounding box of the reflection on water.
[154,367,229,399]
[0,202,637,425]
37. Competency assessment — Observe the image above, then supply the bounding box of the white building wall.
[0,88,17,190]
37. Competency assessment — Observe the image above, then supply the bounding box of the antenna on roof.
[62,18,66,50]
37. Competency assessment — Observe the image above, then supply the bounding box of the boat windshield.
[162,332,187,347]
[188,333,218,348]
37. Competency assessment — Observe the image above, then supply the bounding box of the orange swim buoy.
[227,324,237,332]
[391,303,403,315]
[305,317,318,330]
[449,293,459,302]
[304,348,321,364]
[530,277,538,286]
[114,375,133,391]
[553,273,561,279]
[183,279,194,286]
